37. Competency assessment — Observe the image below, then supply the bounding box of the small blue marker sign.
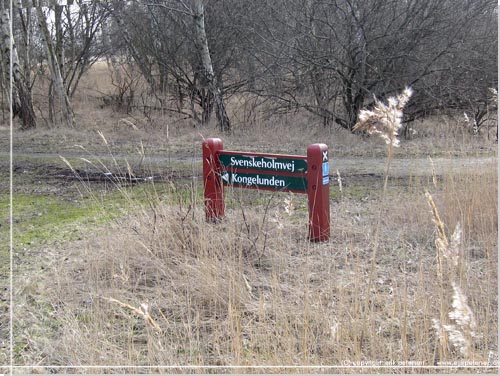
[322,161,329,185]
[322,162,329,177]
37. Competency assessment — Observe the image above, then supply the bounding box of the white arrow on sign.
[221,172,230,183]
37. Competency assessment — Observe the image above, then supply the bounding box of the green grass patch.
[5,181,179,249]
[9,193,119,248]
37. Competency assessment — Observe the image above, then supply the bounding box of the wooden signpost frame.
[203,138,330,242]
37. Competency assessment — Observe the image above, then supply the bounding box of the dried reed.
[356,87,414,326]
[426,191,479,358]
[353,87,413,148]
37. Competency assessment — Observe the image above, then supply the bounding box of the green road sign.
[219,153,307,173]
[221,171,307,192]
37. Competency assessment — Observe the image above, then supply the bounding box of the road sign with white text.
[203,139,330,242]
[219,153,307,173]
[221,171,307,192]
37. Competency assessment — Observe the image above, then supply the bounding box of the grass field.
[0,63,497,373]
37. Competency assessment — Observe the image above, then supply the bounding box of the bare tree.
[35,1,75,127]
[63,0,110,97]
[0,5,36,129]
[103,0,243,131]
[192,0,230,132]
[18,0,109,126]
[7,0,491,136]
[245,0,497,131]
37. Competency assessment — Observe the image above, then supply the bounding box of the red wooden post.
[203,138,224,221]
[307,144,330,242]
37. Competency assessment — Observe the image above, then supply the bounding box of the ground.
[0,84,497,373]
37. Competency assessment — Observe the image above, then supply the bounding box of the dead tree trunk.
[192,0,230,133]
[0,8,36,129]
[35,3,75,127]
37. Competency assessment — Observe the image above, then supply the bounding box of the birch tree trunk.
[192,0,230,132]
[0,8,36,129]
[54,3,65,85]
[17,5,32,94]
[35,3,75,127]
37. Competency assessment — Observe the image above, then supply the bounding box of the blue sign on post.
[322,162,329,184]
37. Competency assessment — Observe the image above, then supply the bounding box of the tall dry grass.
[12,153,497,372]
[11,75,498,372]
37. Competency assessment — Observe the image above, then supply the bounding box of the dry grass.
[9,65,498,373]
[12,156,497,372]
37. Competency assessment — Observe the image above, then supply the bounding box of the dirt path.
[4,151,496,178]
[333,155,496,176]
